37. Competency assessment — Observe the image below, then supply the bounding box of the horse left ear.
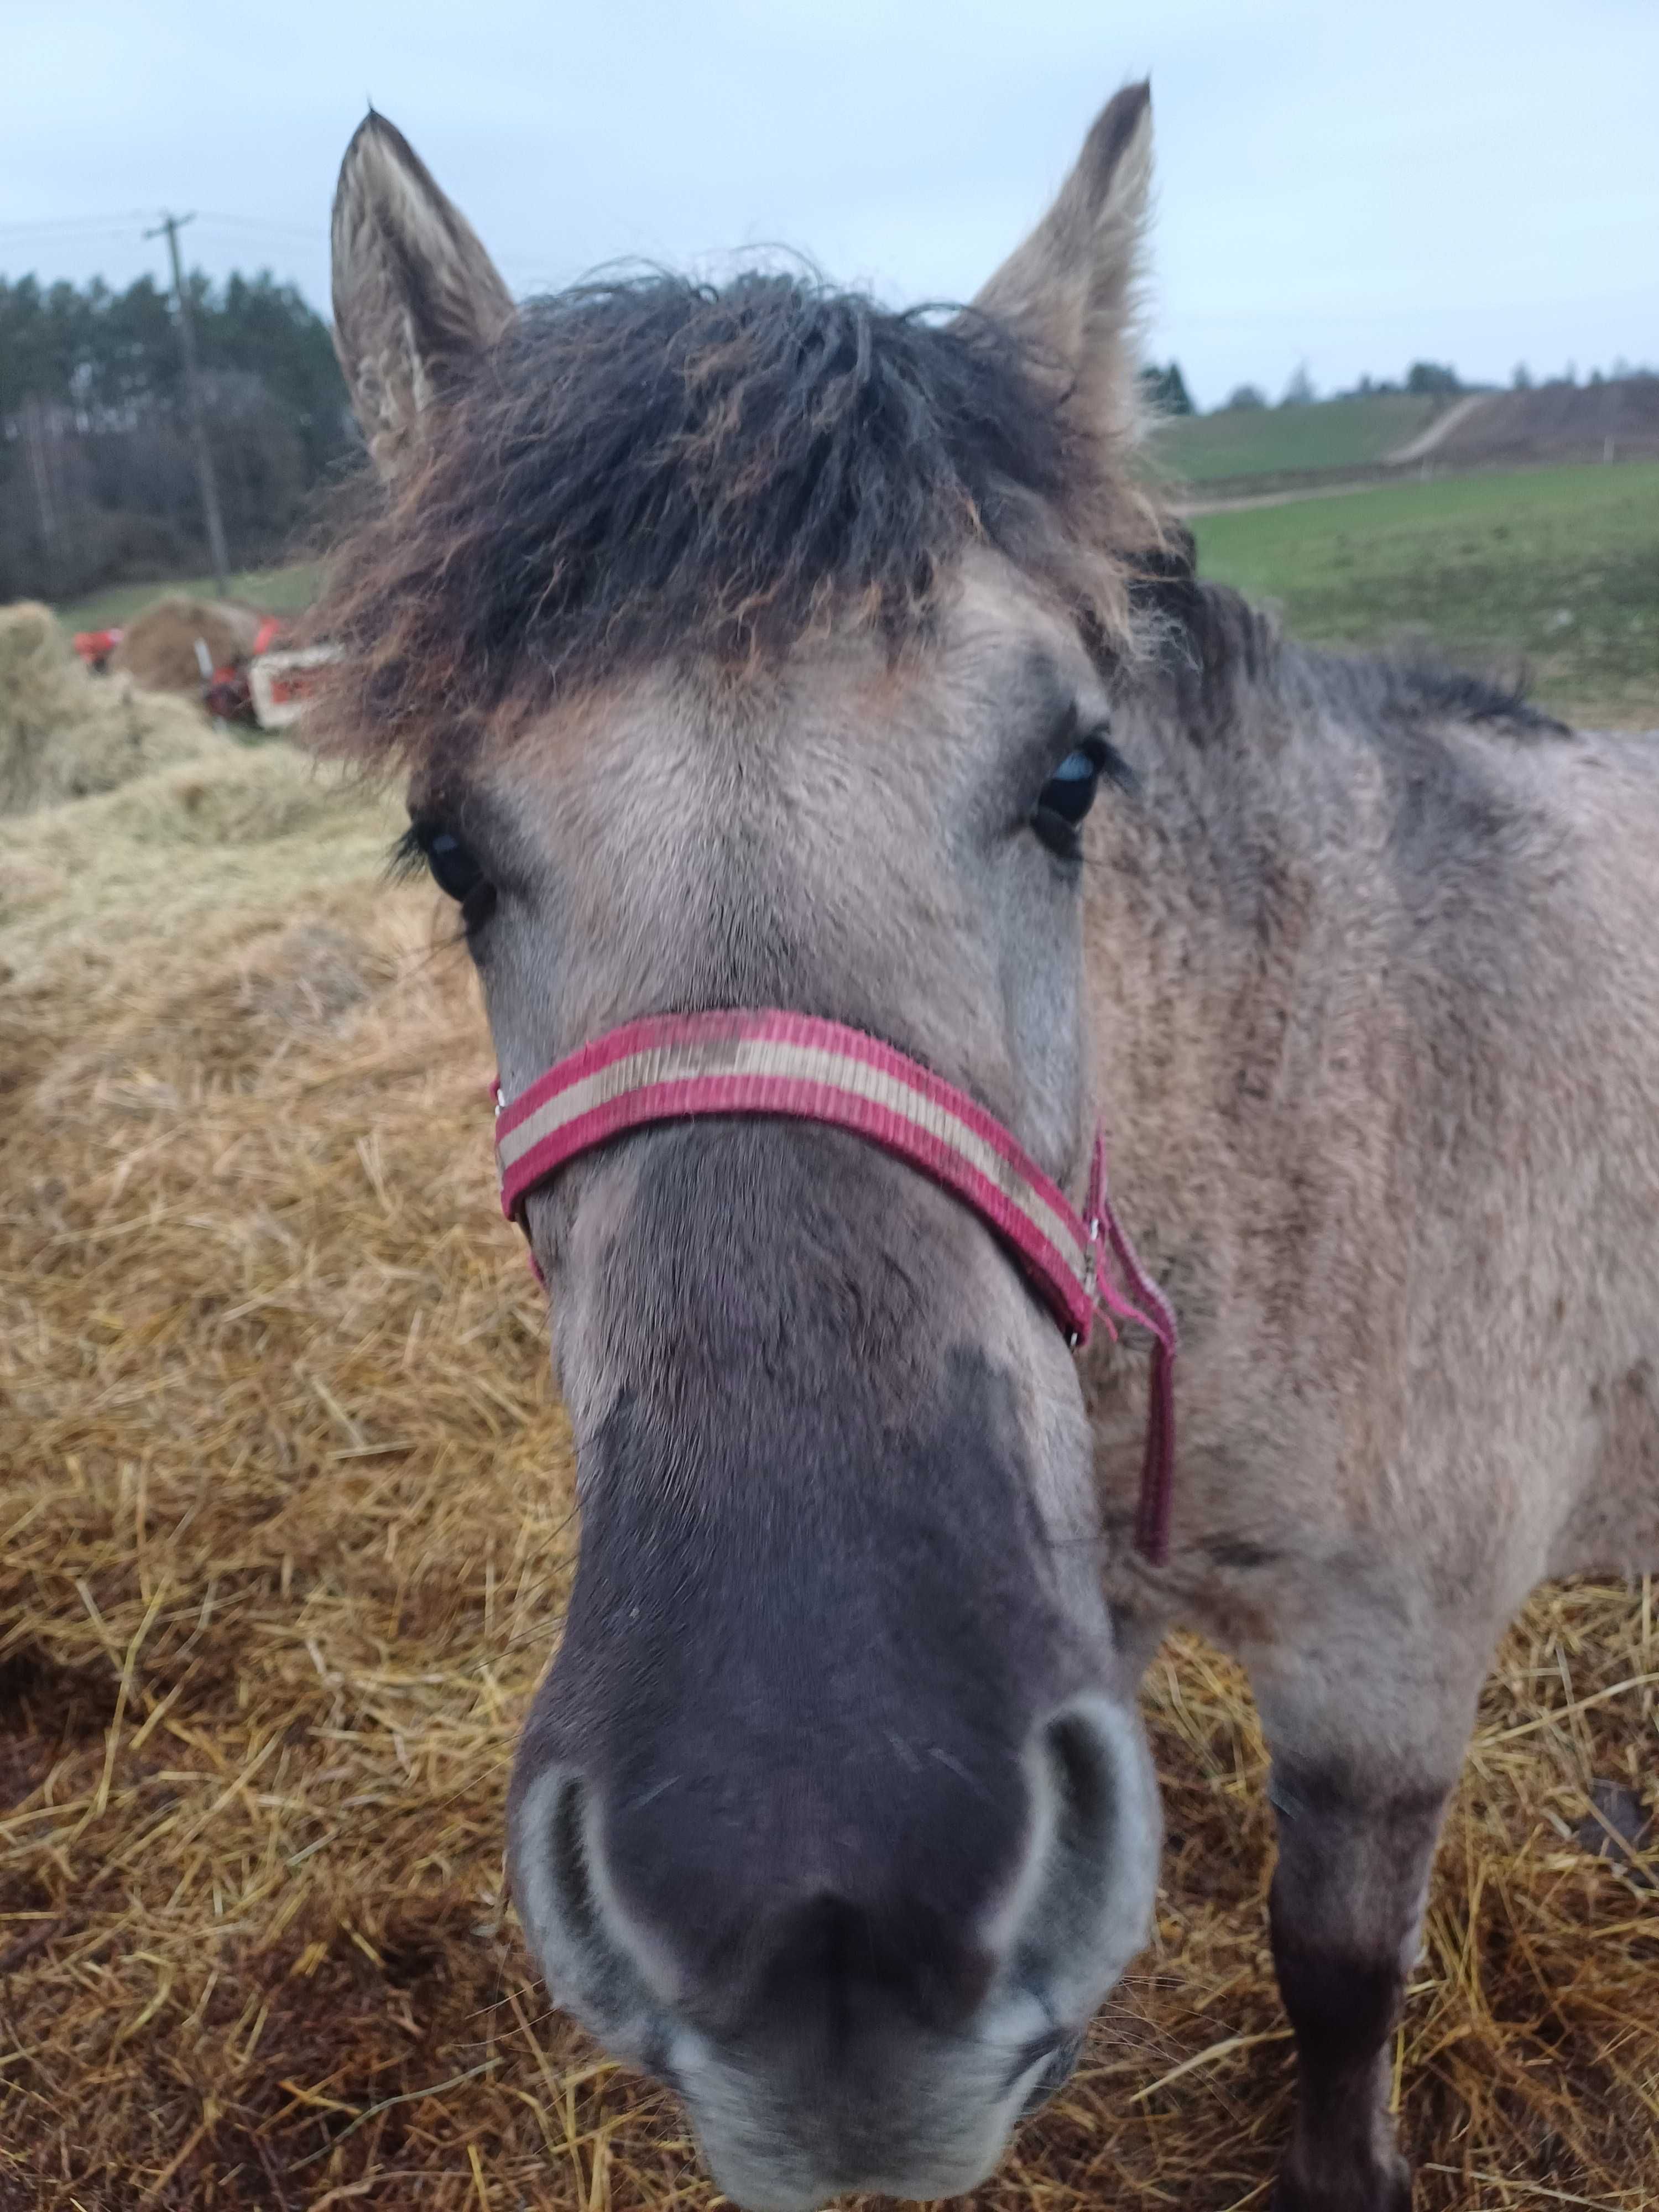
[330,110,515,477]
[970,82,1154,457]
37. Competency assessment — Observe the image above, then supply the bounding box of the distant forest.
[0,269,354,604]
[4,262,1655,607]
[1192,357,1656,415]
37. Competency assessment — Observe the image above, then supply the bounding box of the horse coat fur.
[314,85,1659,2212]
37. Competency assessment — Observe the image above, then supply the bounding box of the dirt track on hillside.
[1386,392,1495,464]
[1400,376,1659,469]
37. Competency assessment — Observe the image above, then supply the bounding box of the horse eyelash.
[1093,734,1138,797]
[387,825,427,882]
[385,823,486,955]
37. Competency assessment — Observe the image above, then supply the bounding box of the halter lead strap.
[495,1009,1178,1563]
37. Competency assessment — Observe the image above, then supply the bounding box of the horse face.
[457,565,1159,2206]
[325,86,1164,2211]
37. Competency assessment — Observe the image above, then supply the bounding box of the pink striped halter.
[495,1009,1178,1564]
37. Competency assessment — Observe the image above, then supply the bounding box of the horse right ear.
[970,82,1154,464]
[330,112,515,477]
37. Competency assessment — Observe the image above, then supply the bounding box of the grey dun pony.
[315,84,1659,2212]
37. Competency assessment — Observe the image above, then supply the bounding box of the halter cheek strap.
[494,1009,1178,1564]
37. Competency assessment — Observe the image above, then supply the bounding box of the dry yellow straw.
[1,747,1654,2208]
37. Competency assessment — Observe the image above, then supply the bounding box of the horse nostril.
[511,1763,667,2072]
[1046,1708,1116,1854]
[552,1774,599,1947]
[998,1697,1152,2027]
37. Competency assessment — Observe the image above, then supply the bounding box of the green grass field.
[1153,392,1448,486]
[1192,461,1659,728]
[56,562,321,636]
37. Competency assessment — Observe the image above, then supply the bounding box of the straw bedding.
[1,749,1655,2210]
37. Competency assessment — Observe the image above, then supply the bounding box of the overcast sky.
[5,0,1656,409]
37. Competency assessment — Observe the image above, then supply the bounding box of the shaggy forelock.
[311,272,1133,773]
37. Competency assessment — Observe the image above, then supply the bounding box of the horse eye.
[1032,740,1107,855]
[421,827,488,905]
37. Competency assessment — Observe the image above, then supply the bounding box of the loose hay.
[0,603,213,818]
[107,598,264,697]
[0,762,1655,2210]
[0,743,400,993]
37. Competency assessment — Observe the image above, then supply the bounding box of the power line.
[193,212,320,243]
[0,210,316,244]
[0,239,159,269]
[0,212,155,238]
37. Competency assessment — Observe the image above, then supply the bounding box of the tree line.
[0,268,356,606]
[7,269,1652,609]
[1212,357,1654,414]
[1139,358,1470,416]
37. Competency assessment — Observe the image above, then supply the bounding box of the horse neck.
[1083,623,1398,1335]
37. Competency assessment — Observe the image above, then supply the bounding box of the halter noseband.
[494,1009,1177,1563]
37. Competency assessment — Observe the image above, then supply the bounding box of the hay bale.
[106,593,263,693]
[0,601,213,817]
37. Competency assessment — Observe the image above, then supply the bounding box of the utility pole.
[23,398,57,557]
[146,211,231,598]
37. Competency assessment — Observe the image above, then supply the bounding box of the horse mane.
[1130,526,1569,749]
[311,271,1152,776]
[310,263,1559,784]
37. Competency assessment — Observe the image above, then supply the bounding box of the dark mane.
[1310,655,1571,739]
[312,267,1561,783]
[312,272,1135,773]
[1130,528,1571,748]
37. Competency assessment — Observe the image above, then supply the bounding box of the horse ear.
[330,111,515,476]
[971,82,1153,453]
